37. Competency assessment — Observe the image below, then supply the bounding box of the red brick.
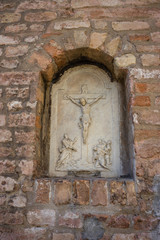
[136,44,160,53]
[73,180,90,205]
[0,211,24,225]
[5,24,27,33]
[59,211,83,228]
[0,147,14,158]
[141,54,160,67]
[0,176,17,192]
[107,215,130,228]
[54,20,90,30]
[91,180,108,206]
[0,129,12,142]
[135,129,160,141]
[19,160,34,176]
[35,179,51,203]
[8,195,27,208]
[54,180,71,205]
[6,87,29,99]
[27,209,56,226]
[129,34,150,41]
[25,12,57,22]
[15,130,35,144]
[0,59,19,69]
[0,72,38,86]
[135,83,160,93]
[8,113,35,127]
[151,32,160,43]
[110,181,127,205]
[133,96,151,106]
[0,160,15,174]
[112,21,149,31]
[0,13,21,23]
[133,215,158,230]
[0,35,19,45]
[126,181,137,206]
[5,45,29,57]
[52,233,74,240]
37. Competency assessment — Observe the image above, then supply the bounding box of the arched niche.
[49,64,131,178]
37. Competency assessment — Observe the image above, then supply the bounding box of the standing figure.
[56,134,77,169]
[67,95,102,144]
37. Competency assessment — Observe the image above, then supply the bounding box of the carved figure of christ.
[66,94,103,144]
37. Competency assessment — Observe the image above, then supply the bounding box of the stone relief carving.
[93,139,112,170]
[66,85,103,144]
[56,134,77,169]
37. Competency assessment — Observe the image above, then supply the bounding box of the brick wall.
[0,0,160,239]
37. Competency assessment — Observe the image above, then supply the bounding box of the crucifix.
[64,85,105,144]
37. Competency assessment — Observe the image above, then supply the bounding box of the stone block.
[54,180,71,205]
[27,209,56,226]
[91,180,108,206]
[35,179,51,203]
[73,180,90,205]
[59,211,82,228]
[0,176,17,192]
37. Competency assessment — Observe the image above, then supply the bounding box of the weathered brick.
[135,138,160,159]
[135,129,160,141]
[16,145,35,158]
[21,179,33,192]
[5,24,27,33]
[126,181,137,206]
[0,176,17,192]
[0,35,19,45]
[25,12,57,22]
[0,129,12,142]
[151,32,160,43]
[112,234,136,240]
[0,146,14,158]
[0,211,24,225]
[27,209,56,226]
[138,110,160,125]
[7,101,23,111]
[110,181,127,205]
[115,54,136,68]
[52,233,74,240]
[35,179,51,203]
[155,96,160,105]
[15,228,47,240]
[8,195,27,208]
[148,160,160,177]
[91,180,108,206]
[112,21,149,31]
[25,36,38,43]
[129,68,160,80]
[74,30,88,47]
[0,59,19,69]
[133,215,158,230]
[73,180,90,205]
[54,20,90,30]
[54,180,71,205]
[133,96,151,106]
[129,34,150,41]
[0,160,16,174]
[28,51,52,69]
[136,45,160,53]
[17,1,56,12]
[90,32,107,49]
[92,19,108,29]
[0,13,21,23]
[59,211,83,228]
[30,24,45,31]
[5,45,29,57]
[0,102,3,111]
[107,215,130,228]
[8,113,35,127]
[0,115,5,126]
[6,87,29,99]
[141,54,160,67]
[15,130,35,143]
[0,195,6,205]
[19,160,34,176]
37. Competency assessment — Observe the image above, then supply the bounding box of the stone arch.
[33,46,134,178]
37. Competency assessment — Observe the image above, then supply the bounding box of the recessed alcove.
[39,59,134,179]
